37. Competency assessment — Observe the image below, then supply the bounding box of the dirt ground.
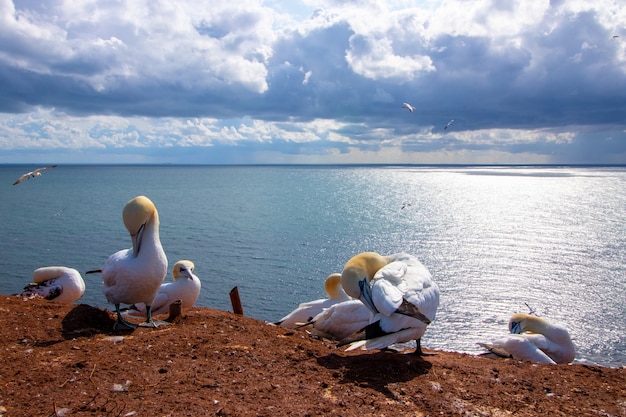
[0,296,624,417]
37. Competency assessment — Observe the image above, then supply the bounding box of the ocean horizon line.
[3,163,626,168]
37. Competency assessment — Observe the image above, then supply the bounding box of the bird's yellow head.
[323,273,345,299]
[340,252,388,300]
[122,196,158,256]
[172,260,195,281]
[509,313,548,335]
[122,196,157,235]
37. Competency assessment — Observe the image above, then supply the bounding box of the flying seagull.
[444,119,455,130]
[13,165,57,185]
[402,103,415,113]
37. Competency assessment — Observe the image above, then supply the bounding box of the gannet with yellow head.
[19,266,85,304]
[338,252,440,355]
[275,273,350,329]
[94,196,168,330]
[122,259,201,318]
[479,313,576,364]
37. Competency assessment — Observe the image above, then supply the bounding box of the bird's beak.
[510,321,522,334]
[180,268,194,280]
[131,223,146,257]
[358,279,378,314]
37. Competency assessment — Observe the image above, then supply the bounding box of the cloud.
[0,0,625,164]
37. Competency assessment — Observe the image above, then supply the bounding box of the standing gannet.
[88,196,168,330]
[478,313,576,364]
[338,252,440,355]
[402,103,415,112]
[275,273,350,329]
[307,299,373,341]
[13,165,57,185]
[19,266,85,304]
[122,260,201,318]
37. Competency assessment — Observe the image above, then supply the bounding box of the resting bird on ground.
[478,313,575,364]
[275,273,350,329]
[306,298,372,341]
[338,252,439,355]
[13,165,57,185]
[402,103,415,112]
[122,260,201,319]
[19,266,85,304]
[87,196,168,331]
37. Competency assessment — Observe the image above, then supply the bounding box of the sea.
[0,164,624,368]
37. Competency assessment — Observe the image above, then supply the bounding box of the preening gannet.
[122,260,201,318]
[338,252,440,355]
[276,273,350,328]
[402,103,415,113]
[478,313,576,364]
[19,266,85,304]
[88,196,168,330]
[13,165,57,185]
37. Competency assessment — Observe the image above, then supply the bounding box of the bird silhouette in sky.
[402,103,415,113]
[13,165,57,185]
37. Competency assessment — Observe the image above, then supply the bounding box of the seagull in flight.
[13,165,57,185]
[444,119,455,130]
[402,103,415,113]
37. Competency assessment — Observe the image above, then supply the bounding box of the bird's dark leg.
[138,305,170,328]
[413,338,424,355]
[113,304,137,331]
[413,338,437,356]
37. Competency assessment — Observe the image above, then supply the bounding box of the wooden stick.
[166,299,183,322]
[229,286,244,315]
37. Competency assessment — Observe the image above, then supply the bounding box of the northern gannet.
[19,266,85,304]
[276,273,350,329]
[402,103,415,113]
[13,165,57,185]
[338,252,440,355]
[88,196,168,330]
[478,313,576,364]
[122,260,201,318]
[444,119,455,130]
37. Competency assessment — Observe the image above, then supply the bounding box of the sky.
[0,0,625,165]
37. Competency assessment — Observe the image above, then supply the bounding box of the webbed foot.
[113,304,137,331]
[113,317,137,331]
[138,319,171,328]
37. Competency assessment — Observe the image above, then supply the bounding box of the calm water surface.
[1,165,624,367]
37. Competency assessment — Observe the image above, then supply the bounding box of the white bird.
[478,313,575,364]
[338,252,440,355]
[402,103,415,113]
[19,266,85,304]
[444,119,455,130]
[275,273,350,329]
[307,299,372,341]
[87,196,168,330]
[13,165,57,185]
[122,260,201,319]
